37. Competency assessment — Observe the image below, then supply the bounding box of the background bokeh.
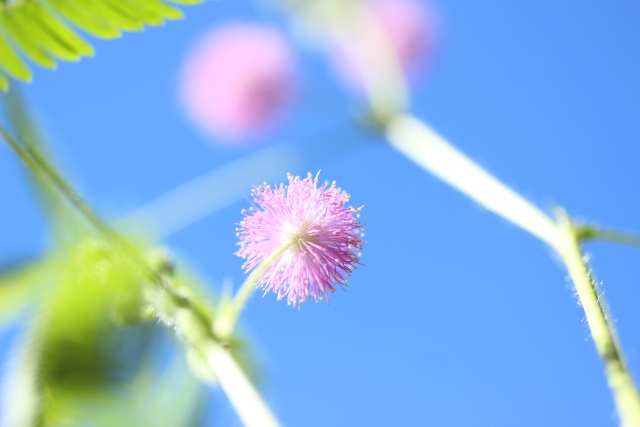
[2,1,640,425]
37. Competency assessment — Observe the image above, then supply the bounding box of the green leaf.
[1,239,210,427]
[0,0,205,89]
[0,258,53,325]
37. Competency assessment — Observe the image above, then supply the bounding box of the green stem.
[1,89,70,233]
[383,113,640,426]
[577,225,640,248]
[215,242,294,339]
[207,341,281,427]
[156,289,281,427]
[385,114,563,249]
[0,125,187,301]
[0,125,114,240]
[556,211,640,426]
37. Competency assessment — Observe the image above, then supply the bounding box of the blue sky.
[2,1,640,426]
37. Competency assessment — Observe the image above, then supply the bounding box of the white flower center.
[281,219,317,254]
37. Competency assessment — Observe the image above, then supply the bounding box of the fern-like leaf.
[0,0,204,89]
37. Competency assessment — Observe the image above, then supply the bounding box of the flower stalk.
[214,241,293,339]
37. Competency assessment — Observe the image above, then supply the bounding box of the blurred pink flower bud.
[331,0,438,89]
[179,24,296,142]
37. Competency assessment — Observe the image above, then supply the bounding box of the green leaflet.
[76,0,145,32]
[0,24,32,80]
[30,4,95,58]
[167,0,205,5]
[0,10,58,69]
[139,0,184,21]
[45,0,122,39]
[0,0,205,89]
[6,2,87,62]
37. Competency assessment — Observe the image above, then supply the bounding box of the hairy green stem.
[556,211,640,425]
[215,242,293,339]
[161,290,282,427]
[384,113,640,426]
[348,8,640,418]
[350,3,640,416]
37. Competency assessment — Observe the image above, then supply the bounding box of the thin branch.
[576,224,640,248]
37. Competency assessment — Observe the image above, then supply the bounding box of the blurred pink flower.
[236,173,364,306]
[179,24,296,142]
[331,0,438,88]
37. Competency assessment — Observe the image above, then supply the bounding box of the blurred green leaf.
[0,0,205,89]
[43,344,207,427]
[0,258,53,325]
[0,23,32,81]
[4,238,153,426]
[0,236,244,426]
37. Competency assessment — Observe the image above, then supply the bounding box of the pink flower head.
[179,24,296,142]
[331,0,438,88]
[236,173,364,306]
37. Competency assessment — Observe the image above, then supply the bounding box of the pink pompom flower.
[236,173,364,306]
[179,24,296,142]
[331,0,438,88]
